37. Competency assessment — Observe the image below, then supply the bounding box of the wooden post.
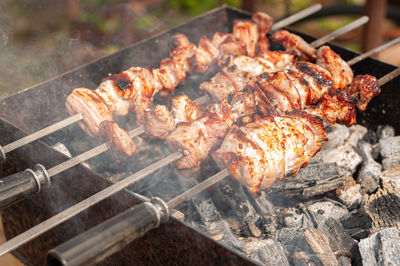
[363,0,387,52]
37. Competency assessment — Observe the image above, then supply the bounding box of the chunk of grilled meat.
[213,112,326,194]
[270,30,317,61]
[201,51,295,101]
[305,87,357,126]
[66,88,113,137]
[99,121,136,162]
[316,45,353,90]
[172,95,202,124]
[252,11,274,54]
[257,61,334,112]
[144,105,176,139]
[233,20,259,57]
[348,74,380,111]
[166,100,235,171]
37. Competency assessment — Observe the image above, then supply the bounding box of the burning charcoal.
[380,136,400,170]
[323,124,350,150]
[277,227,307,257]
[380,165,400,190]
[363,181,400,232]
[244,239,289,266]
[283,208,308,229]
[269,163,351,198]
[359,227,400,266]
[336,177,362,209]
[357,141,381,194]
[318,218,359,266]
[191,195,244,251]
[345,125,368,148]
[377,124,395,139]
[340,208,372,240]
[211,178,259,222]
[307,199,349,223]
[293,228,339,265]
[309,146,362,173]
[254,191,275,216]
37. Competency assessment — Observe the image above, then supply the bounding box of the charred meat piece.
[348,74,380,111]
[270,30,316,61]
[233,20,259,57]
[191,36,220,73]
[172,95,202,124]
[252,11,274,54]
[213,113,325,194]
[305,87,357,126]
[316,45,353,90]
[144,105,176,139]
[167,100,234,171]
[66,88,113,137]
[99,121,136,161]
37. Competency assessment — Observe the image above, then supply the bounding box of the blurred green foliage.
[168,0,241,16]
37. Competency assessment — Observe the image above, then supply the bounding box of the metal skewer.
[2,63,399,259]
[47,169,230,266]
[1,18,397,257]
[0,16,371,210]
[347,37,400,66]
[310,16,369,48]
[0,5,323,163]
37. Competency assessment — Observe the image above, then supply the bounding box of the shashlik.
[66,12,274,157]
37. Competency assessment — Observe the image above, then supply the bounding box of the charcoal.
[336,177,362,209]
[293,228,339,265]
[345,125,368,148]
[359,227,400,266]
[277,227,306,256]
[283,208,307,228]
[191,195,244,251]
[269,163,351,198]
[306,199,349,224]
[318,218,359,266]
[323,124,350,150]
[211,178,259,222]
[254,191,275,216]
[380,166,400,190]
[340,208,372,240]
[377,124,395,139]
[380,136,400,170]
[357,141,381,194]
[310,146,362,173]
[363,181,400,232]
[245,239,289,266]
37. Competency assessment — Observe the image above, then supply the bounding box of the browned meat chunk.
[348,74,380,111]
[171,95,202,124]
[99,120,136,161]
[144,105,176,139]
[213,113,325,194]
[271,30,316,61]
[167,100,234,171]
[66,88,113,137]
[233,20,259,57]
[316,45,353,90]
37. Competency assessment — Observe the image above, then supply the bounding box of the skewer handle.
[47,197,169,266]
[0,164,49,209]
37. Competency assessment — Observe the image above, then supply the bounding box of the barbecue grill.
[0,5,399,265]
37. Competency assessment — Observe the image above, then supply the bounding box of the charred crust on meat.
[105,73,132,92]
[296,63,333,86]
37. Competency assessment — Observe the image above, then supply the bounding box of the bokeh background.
[0,0,399,264]
[0,0,399,99]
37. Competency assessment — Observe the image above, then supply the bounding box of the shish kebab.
[0,30,399,259]
[0,4,323,164]
[0,17,371,209]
